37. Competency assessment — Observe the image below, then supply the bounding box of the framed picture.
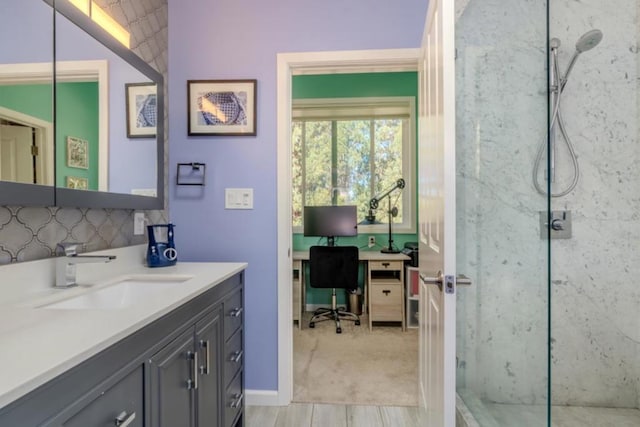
[187,79,256,136]
[126,82,157,138]
[66,176,88,190]
[66,136,88,169]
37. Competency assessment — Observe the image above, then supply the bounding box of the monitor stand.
[327,236,336,247]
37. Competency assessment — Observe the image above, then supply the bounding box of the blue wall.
[168,0,427,392]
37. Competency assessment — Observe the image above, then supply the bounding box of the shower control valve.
[539,210,572,239]
[550,218,564,231]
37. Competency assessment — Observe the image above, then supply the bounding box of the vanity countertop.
[0,248,247,410]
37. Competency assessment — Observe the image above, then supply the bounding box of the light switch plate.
[134,212,146,235]
[225,188,254,209]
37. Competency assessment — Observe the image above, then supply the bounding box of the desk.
[292,250,410,331]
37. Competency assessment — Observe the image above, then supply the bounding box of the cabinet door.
[147,328,196,427]
[195,308,222,427]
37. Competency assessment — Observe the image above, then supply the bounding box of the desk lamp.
[366,178,405,254]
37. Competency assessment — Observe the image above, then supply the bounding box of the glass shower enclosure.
[454,0,640,426]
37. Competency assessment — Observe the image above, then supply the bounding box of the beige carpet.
[293,313,419,407]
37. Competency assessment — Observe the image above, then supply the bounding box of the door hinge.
[31,145,38,156]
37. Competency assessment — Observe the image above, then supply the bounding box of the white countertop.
[0,245,247,409]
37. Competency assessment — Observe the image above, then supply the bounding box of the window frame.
[291,96,416,235]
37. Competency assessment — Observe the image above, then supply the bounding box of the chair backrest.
[309,245,359,290]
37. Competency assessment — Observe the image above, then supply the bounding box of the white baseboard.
[245,389,281,406]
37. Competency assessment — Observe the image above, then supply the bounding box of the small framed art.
[66,136,88,169]
[187,79,256,136]
[126,82,157,138]
[66,176,88,190]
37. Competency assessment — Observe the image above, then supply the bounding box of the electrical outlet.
[134,212,146,235]
[368,236,375,248]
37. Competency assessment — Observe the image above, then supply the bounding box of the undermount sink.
[40,275,193,310]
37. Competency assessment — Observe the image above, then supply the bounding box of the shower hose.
[532,51,580,197]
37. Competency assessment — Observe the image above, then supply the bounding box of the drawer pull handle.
[230,307,243,317]
[200,340,210,375]
[187,351,198,390]
[230,392,244,408]
[229,349,244,363]
[382,290,391,296]
[382,262,390,267]
[114,411,136,427]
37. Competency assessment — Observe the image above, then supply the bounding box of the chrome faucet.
[55,243,116,288]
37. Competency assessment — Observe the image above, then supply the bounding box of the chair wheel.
[336,327,342,334]
[355,320,361,326]
[309,322,315,328]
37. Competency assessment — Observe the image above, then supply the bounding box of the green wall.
[56,82,99,190]
[0,85,53,121]
[292,72,418,305]
[0,82,99,190]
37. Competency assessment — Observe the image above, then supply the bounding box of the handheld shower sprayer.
[533,29,603,197]
[562,29,603,90]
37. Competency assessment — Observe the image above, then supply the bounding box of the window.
[292,97,415,234]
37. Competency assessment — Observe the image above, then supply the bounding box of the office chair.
[308,245,361,334]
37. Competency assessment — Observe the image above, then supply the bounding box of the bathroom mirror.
[53,0,164,209]
[0,0,55,205]
[0,0,164,209]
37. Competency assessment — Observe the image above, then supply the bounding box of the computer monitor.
[303,205,358,246]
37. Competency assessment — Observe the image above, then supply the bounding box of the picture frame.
[125,82,157,138]
[66,176,88,190]
[66,136,89,169]
[187,79,256,136]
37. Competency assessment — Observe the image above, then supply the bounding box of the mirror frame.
[0,0,164,209]
[53,0,164,210]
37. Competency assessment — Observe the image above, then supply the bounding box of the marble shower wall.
[548,0,639,409]
[0,0,168,265]
[456,0,639,409]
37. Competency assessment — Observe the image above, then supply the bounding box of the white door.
[0,124,34,184]
[418,0,456,425]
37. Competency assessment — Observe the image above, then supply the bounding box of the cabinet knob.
[200,340,210,375]
[114,411,136,427]
[186,351,198,390]
[229,307,243,317]
[229,349,244,363]
[230,392,244,408]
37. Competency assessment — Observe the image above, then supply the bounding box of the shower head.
[560,29,603,89]
[575,29,603,53]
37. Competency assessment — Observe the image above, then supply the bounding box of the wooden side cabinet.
[405,266,420,328]
[368,260,405,330]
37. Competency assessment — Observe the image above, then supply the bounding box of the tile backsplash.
[0,0,168,266]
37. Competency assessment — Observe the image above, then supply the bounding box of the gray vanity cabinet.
[147,309,222,427]
[0,272,244,427]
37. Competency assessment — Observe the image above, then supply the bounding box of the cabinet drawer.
[225,328,243,388]
[60,365,143,427]
[224,371,244,427]
[369,260,403,271]
[224,288,244,339]
[370,283,403,321]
